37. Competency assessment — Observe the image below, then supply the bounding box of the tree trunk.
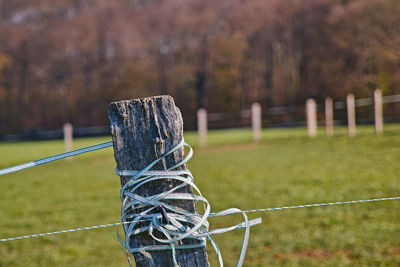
[108,95,209,267]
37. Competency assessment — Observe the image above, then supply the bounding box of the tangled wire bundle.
[115,138,261,267]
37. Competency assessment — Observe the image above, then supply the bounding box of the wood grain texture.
[108,95,209,267]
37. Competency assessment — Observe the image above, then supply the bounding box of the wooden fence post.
[63,123,73,153]
[197,108,207,147]
[374,89,383,135]
[306,98,317,137]
[347,94,356,137]
[108,96,209,267]
[251,102,262,142]
[325,97,334,137]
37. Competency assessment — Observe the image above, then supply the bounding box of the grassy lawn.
[1,125,400,266]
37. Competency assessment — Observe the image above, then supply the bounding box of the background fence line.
[2,92,400,144]
[196,91,400,143]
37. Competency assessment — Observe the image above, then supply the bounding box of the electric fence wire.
[1,196,399,243]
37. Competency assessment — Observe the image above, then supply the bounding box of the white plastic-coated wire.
[115,138,261,267]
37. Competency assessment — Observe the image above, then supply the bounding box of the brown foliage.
[1,0,400,134]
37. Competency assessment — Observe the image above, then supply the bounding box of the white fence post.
[63,123,73,154]
[347,94,356,137]
[374,89,383,135]
[197,108,207,147]
[325,97,334,137]
[251,103,262,142]
[306,98,317,137]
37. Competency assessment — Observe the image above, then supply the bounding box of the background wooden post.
[374,89,383,135]
[108,96,209,267]
[197,108,207,147]
[347,93,356,137]
[306,98,317,137]
[63,123,73,153]
[251,102,262,142]
[325,97,334,137]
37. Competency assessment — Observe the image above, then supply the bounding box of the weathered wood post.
[306,98,317,137]
[63,123,73,154]
[374,89,383,135]
[347,94,356,137]
[251,102,262,142]
[325,97,334,137]
[108,96,209,267]
[197,108,207,147]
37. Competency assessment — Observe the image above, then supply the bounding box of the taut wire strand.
[1,196,398,243]
[0,222,128,242]
[244,196,400,213]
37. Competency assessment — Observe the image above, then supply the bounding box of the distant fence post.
[306,99,317,137]
[108,96,209,266]
[374,89,383,135]
[63,123,73,154]
[325,97,334,137]
[251,102,262,142]
[197,108,207,147]
[347,93,356,137]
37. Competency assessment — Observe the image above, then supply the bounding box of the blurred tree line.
[0,0,400,134]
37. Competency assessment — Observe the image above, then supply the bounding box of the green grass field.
[1,125,400,266]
